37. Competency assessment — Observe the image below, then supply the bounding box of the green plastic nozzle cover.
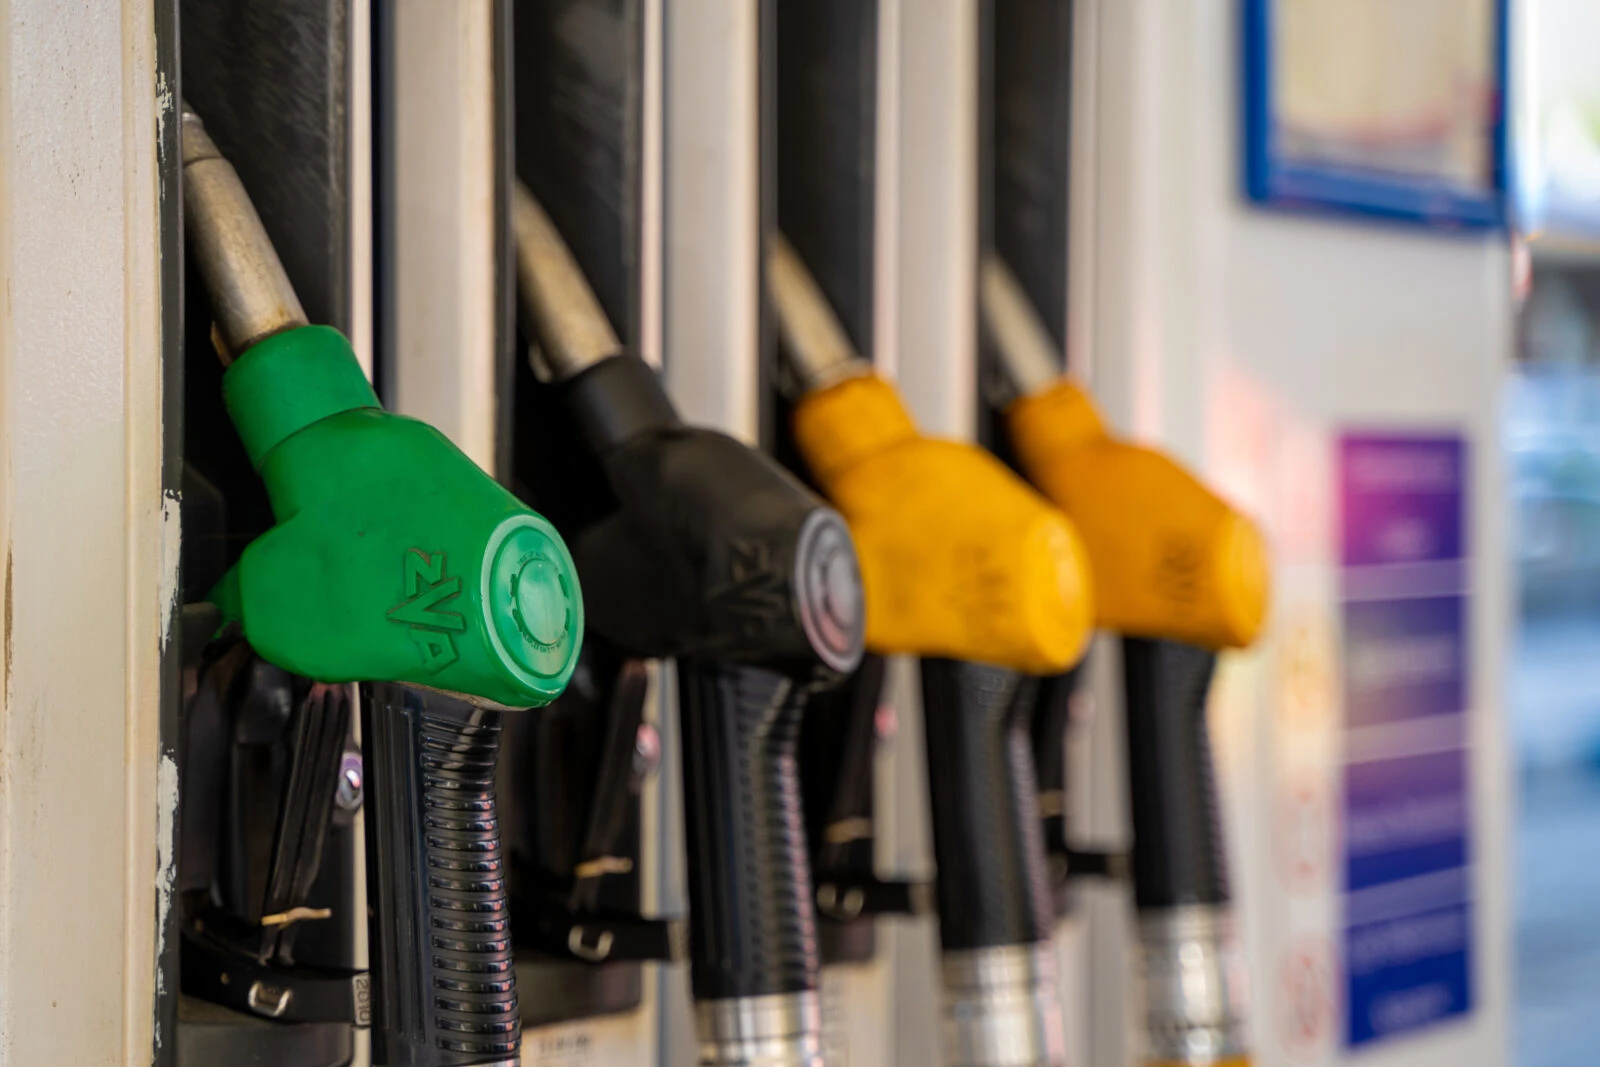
[211,324,583,708]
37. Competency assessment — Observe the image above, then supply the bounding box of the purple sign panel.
[1339,435,1465,568]
[1341,597,1466,730]
[1338,432,1472,1047]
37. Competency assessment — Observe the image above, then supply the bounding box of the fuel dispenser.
[511,183,867,1065]
[179,102,585,1066]
[1,4,1517,1067]
[769,236,1096,1066]
[985,255,1270,1067]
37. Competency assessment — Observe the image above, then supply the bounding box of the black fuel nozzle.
[513,184,866,1064]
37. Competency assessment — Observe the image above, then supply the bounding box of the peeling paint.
[153,752,179,1005]
[159,490,181,648]
[154,69,174,170]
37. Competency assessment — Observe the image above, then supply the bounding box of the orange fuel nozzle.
[985,255,1269,651]
[772,237,1094,674]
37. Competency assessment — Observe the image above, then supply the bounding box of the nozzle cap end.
[1212,513,1270,648]
[481,514,584,701]
[1019,514,1097,672]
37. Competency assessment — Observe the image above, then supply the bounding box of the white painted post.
[0,2,172,1063]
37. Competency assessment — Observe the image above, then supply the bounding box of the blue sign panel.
[1242,0,1509,229]
[1338,432,1473,1047]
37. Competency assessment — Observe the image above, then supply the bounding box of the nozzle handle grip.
[362,684,518,1066]
[1121,637,1229,910]
[920,659,1055,951]
[678,660,822,1001]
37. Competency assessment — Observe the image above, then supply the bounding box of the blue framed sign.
[1243,0,1510,229]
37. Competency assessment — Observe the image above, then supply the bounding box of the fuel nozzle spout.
[181,105,308,358]
[771,235,1094,1067]
[182,102,582,1066]
[985,253,1268,1067]
[515,184,864,1067]
[769,234,873,395]
[512,181,623,382]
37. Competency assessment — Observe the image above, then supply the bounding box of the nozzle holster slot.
[179,634,365,1027]
[1025,667,1132,913]
[506,652,677,972]
[800,655,933,963]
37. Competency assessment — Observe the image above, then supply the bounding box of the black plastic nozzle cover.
[363,685,519,1066]
[524,352,864,1001]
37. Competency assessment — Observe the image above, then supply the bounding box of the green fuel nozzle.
[211,324,581,707]
[184,104,582,711]
[183,101,584,1065]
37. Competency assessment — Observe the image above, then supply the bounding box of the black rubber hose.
[362,683,519,1066]
[1120,637,1229,910]
[678,660,821,1001]
[920,659,1055,951]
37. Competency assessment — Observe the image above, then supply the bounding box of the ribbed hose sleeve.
[678,660,821,1001]
[920,659,1055,951]
[362,683,519,1066]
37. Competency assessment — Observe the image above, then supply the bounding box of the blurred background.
[1513,5,1600,1065]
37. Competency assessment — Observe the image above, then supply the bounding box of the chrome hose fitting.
[1138,904,1251,1066]
[695,991,826,1067]
[940,942,1068,1067]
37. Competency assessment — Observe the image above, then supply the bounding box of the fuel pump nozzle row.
[513,183,866,1067]
[182,103,584,1067]
[985,254,1270,1067]
[179,87,1269,1067]
[771,234,1095,1067]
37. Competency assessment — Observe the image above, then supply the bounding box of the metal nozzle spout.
[981,254,1063,402]
[512,180,623,382]
[940,943,1068,1067]
[767,233,873,395]
[180,102,307,359]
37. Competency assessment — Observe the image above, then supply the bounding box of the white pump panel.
[1071,2,1513,1067]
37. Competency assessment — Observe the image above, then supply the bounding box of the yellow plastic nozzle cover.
[1006,379,1269,650]
[793,373,1094,674]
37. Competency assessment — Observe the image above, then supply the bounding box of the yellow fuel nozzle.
[771,236,1094,674]
[984,255,1269,651]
